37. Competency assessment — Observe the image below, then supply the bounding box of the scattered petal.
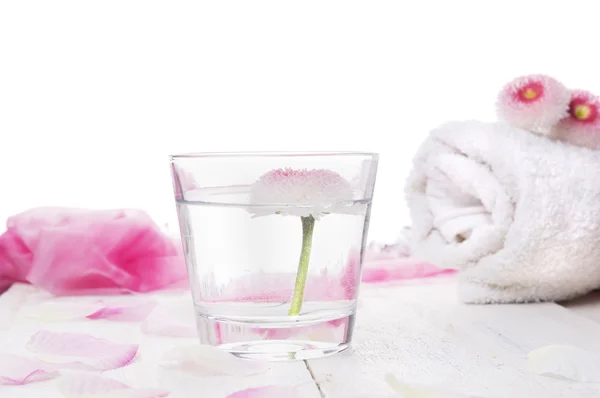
[86,298,158,322]
[553,90,600,149]
[141,298,197,338]
[226,386,299,398]
[26,330,138,371]
[60,374,169,398]
[23,297,157,322]
[0,354,58,385]
[248,168,362,218]
[528,345,600,382]
[497,74,570,135]
[24,300,105,322]
[385,374,481,397]
[161,345,269,377]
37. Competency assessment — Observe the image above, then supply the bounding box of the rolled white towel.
[405,120,600,303]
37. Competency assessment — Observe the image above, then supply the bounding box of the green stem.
[288,215,315,316]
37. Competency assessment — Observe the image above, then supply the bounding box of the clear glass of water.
[170,152,378,361]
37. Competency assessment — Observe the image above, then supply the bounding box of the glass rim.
[169,151,379,160]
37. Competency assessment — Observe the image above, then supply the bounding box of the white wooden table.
[1,279,600,398]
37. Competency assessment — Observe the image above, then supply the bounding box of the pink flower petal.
[60,374,169,398]
[86,298,158,322]
[141,298,197,338]
[24,297,158,322]
[226,386,299,398]
[26,330,138,370]
[160,345,270,377]
[24,300,105,322]
[0,354,58,385]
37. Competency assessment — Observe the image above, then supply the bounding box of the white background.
[1,0,599,242]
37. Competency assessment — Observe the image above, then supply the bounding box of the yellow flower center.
[522,88,538,100]
[574,104,591,120]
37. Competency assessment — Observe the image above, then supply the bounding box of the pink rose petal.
[86,298,158,322]
[24,300,105,322]
[61,374,169,398]
[0,354,58,385]
[24,297,157,322]
[141,298,197,338]
[226,386,299,398]
[160,345,270,377]
[26,330,138,371]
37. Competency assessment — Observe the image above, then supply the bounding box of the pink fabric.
[204,242,449,305]
[0,208,187,295]
[202,269,357,303]
[361,242,456,283]
[210,242,450,343]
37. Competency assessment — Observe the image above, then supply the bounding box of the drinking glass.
[170,152,378,360]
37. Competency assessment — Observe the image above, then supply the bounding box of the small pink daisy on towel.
[497,74,570,135]
[553,90,600,150]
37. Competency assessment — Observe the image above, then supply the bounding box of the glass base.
[195,309,355,361]
[221,340,349,361]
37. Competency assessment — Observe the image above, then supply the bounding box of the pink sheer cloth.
[361,242,455,283]
[203,242,453,305]
[0,208,453,348]
[0,207,450,299]
[207,242,453,342]
[0,208,187,295]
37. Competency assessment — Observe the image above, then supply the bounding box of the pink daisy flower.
[553,90,600,150]
[497,74,570,135]
[248,168,359,219]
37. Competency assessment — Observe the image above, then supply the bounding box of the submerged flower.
[248,168,361,316]
[553,90,600,150]
[497,74,570,135]
[248,168,358,218]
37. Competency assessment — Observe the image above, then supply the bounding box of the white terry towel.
[405,120,600,304]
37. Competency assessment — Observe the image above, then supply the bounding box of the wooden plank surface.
[307,281,600,398]
[2,281,600,397]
